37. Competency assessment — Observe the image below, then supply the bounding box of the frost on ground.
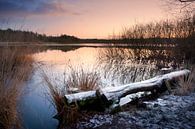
[76,93,195,129]
[77,114,113,129]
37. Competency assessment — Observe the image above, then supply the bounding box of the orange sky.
[0,0,171,38]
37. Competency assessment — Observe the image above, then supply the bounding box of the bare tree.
[162,0,195,18]
[178,0,195,2]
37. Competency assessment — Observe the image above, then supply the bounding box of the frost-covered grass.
[174,68,195,95]
[0,47,34,129]
[66,66,101,92]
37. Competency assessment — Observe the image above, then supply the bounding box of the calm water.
[20,46,176,129]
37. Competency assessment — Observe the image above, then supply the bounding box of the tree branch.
[179,0,195,2]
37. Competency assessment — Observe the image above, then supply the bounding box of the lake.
[19,46,179,129]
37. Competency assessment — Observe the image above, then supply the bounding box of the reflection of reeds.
[99,47,165,85]
[0,47,34,129]
[99,47,176,67]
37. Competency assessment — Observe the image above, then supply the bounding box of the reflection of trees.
[98,47,180,86]
[99,47,178,68]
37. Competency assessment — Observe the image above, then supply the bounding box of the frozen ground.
[76,92,195,129]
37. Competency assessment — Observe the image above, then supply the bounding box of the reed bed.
[0,46,34,129]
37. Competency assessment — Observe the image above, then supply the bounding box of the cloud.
[0,0,70,17]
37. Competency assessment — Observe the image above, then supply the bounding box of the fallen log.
[63,69,190,111]
[53,69,190,127]
[101,69,190,102]
[64,90,111,111]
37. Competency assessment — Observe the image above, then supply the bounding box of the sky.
[0,0,170,38]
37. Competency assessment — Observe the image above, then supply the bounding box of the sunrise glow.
[0,0,168,38]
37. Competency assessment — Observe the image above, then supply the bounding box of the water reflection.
[34,47,177,87]
[20,47,100,129]
[20,68,58,129]
[34,47,99,71]
[21,46,179,129]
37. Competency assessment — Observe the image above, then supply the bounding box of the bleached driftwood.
[63,69,190,111]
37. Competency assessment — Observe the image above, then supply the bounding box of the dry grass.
[0,46,34,129]
[66,66,100,92]
[43,74,66,115]
[43,74,79,128]
[42,66,100,128]
[174,68,195,95]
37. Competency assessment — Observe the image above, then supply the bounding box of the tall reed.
[174,68,195,95]
[66,66,100,92]
[0,46,34,129]
[43,74,79,128]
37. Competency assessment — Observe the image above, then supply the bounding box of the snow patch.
[119,92,151,106]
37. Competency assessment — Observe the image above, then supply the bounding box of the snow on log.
[65,91,97,104]
[64,90,110,111]
[63,69,190,111]
[101,69,190,101]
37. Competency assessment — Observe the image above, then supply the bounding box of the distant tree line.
[0,28,116,43]
[119,15,195,44]
[0,28,81,43]
[0,29,42,42]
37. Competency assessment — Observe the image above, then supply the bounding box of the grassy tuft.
[43,73,80,129]
[66,66,100,92]
[174,68,195,95]
[42,66,101,128]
